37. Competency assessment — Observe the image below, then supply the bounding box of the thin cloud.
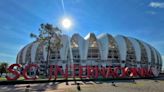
[61,0,66,14]
[149,2,164,8]
[0,52,15,58]
[146,11,157,15]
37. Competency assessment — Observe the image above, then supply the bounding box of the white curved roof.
[31,42,39,62]
[16,33,162,70]
[115,35,127,61]
[22,42,33,64]
[128,37,141,62]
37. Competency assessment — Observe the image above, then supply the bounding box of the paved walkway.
[0,78,164,92]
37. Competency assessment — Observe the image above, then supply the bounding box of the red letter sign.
[6,64,21,80]
[22,64,38,80]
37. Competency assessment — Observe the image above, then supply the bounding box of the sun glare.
[62,18,72,29]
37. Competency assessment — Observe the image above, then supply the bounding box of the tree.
[0,62,8,77]
[30,23,63,76]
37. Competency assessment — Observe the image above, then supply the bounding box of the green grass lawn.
[0,76,24,81]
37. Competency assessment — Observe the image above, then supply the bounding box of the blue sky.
[0,0,164,68]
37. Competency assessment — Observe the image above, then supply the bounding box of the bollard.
[66,79,69,85]
[77,83,81,91]
[111,81,116,86]
[133,80,137,84]
[25,85,30,92]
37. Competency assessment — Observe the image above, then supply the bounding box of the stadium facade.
[16,33,162,76]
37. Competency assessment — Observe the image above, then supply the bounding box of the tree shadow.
[82,81,94,85]
[0,82,62,92]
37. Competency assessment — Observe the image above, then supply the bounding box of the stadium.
[16,33,162,77]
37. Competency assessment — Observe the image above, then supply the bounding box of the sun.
[62,18,72,29]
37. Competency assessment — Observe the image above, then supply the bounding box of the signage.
[5,64,154,81]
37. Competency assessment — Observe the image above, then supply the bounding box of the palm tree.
[30,23,63,76]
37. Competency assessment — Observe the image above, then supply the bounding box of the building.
[16,33,162,76]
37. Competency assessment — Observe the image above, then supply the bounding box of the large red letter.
[129,68,138,77]
[138,68,149,77]
[22,64,38,80]
[106,67,117,78]
[87,66,94,78]
[6,64,21,80]
[79,66,87,79]
[54,65,68,79]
